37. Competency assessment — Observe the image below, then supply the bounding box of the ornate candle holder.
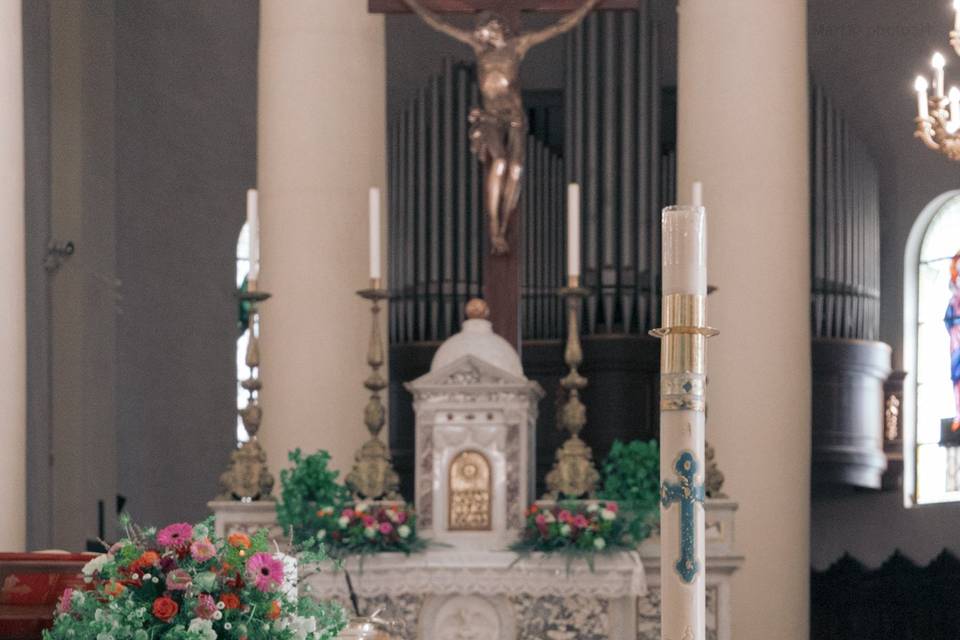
[543,276,600,499]
[346,280,401,501]
[219,288,275,501]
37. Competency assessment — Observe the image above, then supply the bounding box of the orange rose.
[267,600,281,620]
[131,550,159,572]
[219,593,241,610]
[228,532,251,549]
[103,581,125,597]
[152,596,179,621]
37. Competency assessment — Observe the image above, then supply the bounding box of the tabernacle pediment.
[405,354,537,392]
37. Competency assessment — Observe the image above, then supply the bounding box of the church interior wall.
[807,0,960,570]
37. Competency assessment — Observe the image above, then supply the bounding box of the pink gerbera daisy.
[245,552,284,592]
[156,522,193,548]
[190,537,216,563]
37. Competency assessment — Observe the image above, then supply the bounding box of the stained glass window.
[914,197,960,503]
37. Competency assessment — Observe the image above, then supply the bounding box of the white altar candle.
[567,183,581,280]
[246,188,260,284]
[916,76,930,120]
[691,181,703,208]
[369,187,381,282]
[662,203,707,296]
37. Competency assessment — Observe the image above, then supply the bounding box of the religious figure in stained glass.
[403,0,598,254]
[946,252,960,431]
[448,449,492,531]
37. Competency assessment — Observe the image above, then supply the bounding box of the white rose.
[188,618,217,640]
[586,503,599,513]
[82,554,111,576]
[397,525,411,539]
[338,516,350,529]
[355,502,368,514]
[364,527,376,539]
[600,509,616,521]
[543,511,556,523]
[317,529,327,540]
[593,537,607,550]
[560,524,571,536]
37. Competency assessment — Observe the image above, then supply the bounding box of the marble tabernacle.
[210,308,743,639]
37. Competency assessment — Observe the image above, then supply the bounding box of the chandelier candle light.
[651,181,716,640]
[914,20,960,160]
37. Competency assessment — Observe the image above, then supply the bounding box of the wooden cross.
[660,450,705,584]
[369,0,635,349]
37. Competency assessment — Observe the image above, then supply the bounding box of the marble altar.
[210,307,742,638]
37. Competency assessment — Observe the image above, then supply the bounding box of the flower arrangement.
[43,517,345,640]
[277,448,425,558]
[599,439,660,543]
[277,449,351,545]
[510,501,634,564]
[313,502,426,559]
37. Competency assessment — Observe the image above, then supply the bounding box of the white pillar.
[258,1,386,478]
[0,1,26,551]
[676,2,811,639]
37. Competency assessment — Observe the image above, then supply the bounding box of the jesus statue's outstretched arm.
[516,0,601,53]
[402,0,477,49]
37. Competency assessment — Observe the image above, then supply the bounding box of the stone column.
[0,1,26,551]
[676,2,810,639]
[258,1,386,479]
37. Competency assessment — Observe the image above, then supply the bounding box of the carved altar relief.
[448,450,492,531]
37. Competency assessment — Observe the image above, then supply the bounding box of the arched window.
[905,191,960,504]
[236,222,251,443]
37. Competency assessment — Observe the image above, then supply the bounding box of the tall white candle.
[916,76,930,120]
[662,204,707,296]
[933,52,946,99]
[567,183,581,280]
[691,181,703,208]
[246,188,260,283]
[659,201,709,640]
[369,187,381,281]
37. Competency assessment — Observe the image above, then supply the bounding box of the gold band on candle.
[650,293,717,411]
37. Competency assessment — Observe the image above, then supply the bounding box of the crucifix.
[660,450,705,584]
[369,0,631,347]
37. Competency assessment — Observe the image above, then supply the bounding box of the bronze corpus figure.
[404,0,599,255]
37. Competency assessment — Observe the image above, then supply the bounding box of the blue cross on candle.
[661,450,705,584]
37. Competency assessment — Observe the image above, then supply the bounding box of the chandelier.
[914,1,960,160]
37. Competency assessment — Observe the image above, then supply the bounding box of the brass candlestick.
[346,280,401,501]
[218,288,275,501]
[543,276,600,499]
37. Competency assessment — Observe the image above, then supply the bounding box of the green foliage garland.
[276,449,351,545]
[598,439,660,543]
